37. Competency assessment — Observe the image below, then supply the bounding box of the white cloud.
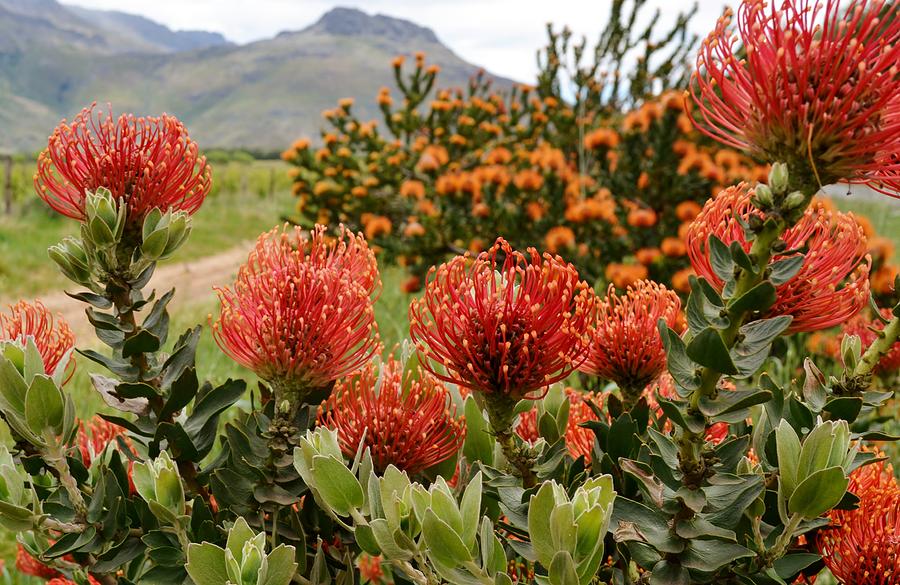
[64,0,730,82]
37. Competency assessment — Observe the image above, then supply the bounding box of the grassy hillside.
[0,3,510,152]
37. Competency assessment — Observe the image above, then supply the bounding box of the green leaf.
[708,236,735,283]
[680,539,753,572]
[0,353,27,415]
[122,329,162,358]
[528,481,557,566]
[728,281,777,315]
[698,389,772,418]
[686,328,738,375]
[776,421,801,498]
[262,545,299,585]
[729,242,754,273]
[548,551,579,585]
[658,323,700,391]
[823,397,863,422]
[769,255,805,285]
[423,509,473,567]
[459,472,482,548]
[463,397,494,465]
[25,375,64,436]
[734,316,792,356]
[789,467,849,519]
[186,543,228,585]
[774,553,820,579]
[610,497,683,554]
[312,456,364,516]
[649,560,690,585]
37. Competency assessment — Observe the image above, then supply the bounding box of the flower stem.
[764,513,803,566]
[483,394,538,488]
[44,442,89,521]
[853,313,900,379]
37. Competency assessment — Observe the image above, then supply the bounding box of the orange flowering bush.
[283,12,769,291]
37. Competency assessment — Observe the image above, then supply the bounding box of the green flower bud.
[783,190,806,211]
[84,189,126,248]
[528,476,615,585]
[840,333,862,370]
[132,451,185,524]
[754,184,774,208]
[768,162,789,194]
[187,518,297,585]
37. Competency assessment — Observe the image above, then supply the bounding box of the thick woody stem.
[484,394,538,488]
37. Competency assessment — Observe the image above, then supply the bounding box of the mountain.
[0,2,508,152]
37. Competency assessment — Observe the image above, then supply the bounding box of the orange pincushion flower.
[403,220,425,238]
[1,301,75,379]
[410,238,595,400]
[627,208,657,228]
[817,456,900,585]
[35,104,211,222]
[212,225,381,390]
[544,226,576,254]
[364,215,392,240]
[872,264,899,296]
[605,263,648,290]
[635,248,662,266]
[319,358,464,474]
[580,280,681,394]
[689,0,900,194]
[686,184,871,332]
[675,200,702,222]
[358,554,385,584]
[583,128,620,150]
[660,237,687,258]
[47,579,101,585]
[513,169,544,192]
[516,388,601,461]
[670,268,694,294]
[484,147,512,165]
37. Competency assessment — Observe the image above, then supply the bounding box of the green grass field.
[0,160,897,577]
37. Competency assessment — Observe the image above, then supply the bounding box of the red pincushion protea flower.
[16,545,60,579]
[687,185,871,332]
[516,388,601,461]
[690,0,900,194]
[0,300,75,379]
[212,225,380,393]
[409,238,595,401]
[318,358,464,474]
[579,280,681,403]
[77,417,137,492]
[35,104,212,222]
[841,309,900,373]
[817,457,900,584]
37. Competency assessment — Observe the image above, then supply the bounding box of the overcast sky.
[63,0,730,82]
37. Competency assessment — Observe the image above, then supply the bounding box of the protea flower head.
[687,184,871,332]
[16,545,60,579]
[579,280,681,405]
[0,300,75,381]
[212,225,381,401]
[817,456,900,584]
[35,104,212,222]
[516,388,601,462]
[690,0,900,194]
[318,357,464,474]
[409,238,595,401]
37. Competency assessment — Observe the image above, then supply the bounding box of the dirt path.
[20,245,252,337]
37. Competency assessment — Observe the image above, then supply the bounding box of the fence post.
[2,156,12,215]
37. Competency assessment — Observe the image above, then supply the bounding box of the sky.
[63,0,730,83]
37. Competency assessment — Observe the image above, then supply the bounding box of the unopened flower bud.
[132,451,185,524]
[754,184,774,208]
[48,237,92,284]
[768,162,789,194]
[840,334,862,370]
[85,189,125,248]
[783,191,806,211]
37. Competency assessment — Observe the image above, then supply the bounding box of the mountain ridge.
[0,3,509,152]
